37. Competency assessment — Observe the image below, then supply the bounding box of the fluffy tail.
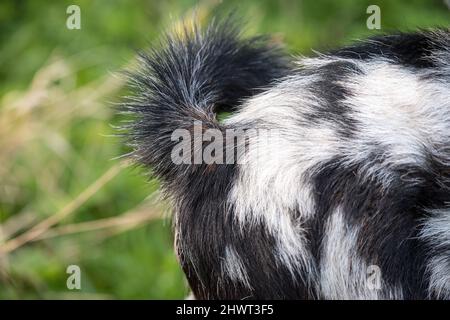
[121,17,289,188]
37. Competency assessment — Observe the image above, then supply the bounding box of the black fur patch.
[301,60,361,138]
[333,32,440,69]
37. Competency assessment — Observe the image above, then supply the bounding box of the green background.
[0,0,448,299]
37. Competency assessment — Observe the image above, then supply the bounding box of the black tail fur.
[121,17,290,186]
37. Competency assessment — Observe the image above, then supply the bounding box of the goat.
[121,18,450,299]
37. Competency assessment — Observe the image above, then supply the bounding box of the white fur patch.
[420,209,450,299]
[427,256,450,299]
[319,207,403,299]
[221,246,252,289]
[343,61,450,165]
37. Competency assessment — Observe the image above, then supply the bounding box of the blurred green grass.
[0,0,448,299]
